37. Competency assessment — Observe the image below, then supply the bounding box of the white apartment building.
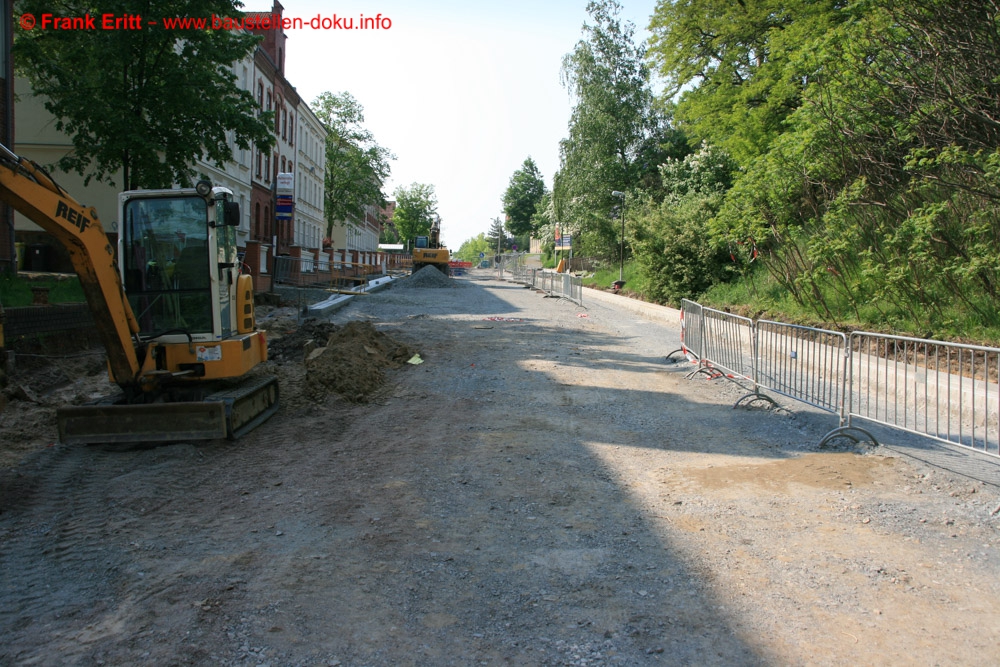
[295,104,327,251]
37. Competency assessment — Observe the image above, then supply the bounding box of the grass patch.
[0,272,86,307]
[586,261,641,291]
[699,266,1000,346]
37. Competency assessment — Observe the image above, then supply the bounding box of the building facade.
[11,0,328,285]
[295,103,326,252]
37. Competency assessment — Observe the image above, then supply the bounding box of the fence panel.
[754,320,847,417]
[699,307,755,383]
[679,299,704,361]
[847,333,1000,458]
[494,254,582,305]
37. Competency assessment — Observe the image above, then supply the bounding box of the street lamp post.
[612,190,626,283]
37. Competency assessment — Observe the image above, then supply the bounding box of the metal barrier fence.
[755,320,847,417]
[698,307,756,386]
[497,254,583,306]
[531,269,583,304]
[272,255,383,293]
[677,299,1000,461]
[495,253,521,281]
[822,333,1000,457]
[679,299,703,361]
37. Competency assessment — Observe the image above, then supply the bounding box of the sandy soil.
[1,268,999,666]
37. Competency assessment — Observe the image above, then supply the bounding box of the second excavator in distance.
[411,216,450,275]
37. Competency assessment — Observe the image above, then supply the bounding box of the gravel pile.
[397,265,461,288]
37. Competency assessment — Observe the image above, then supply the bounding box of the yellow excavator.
[411,216,450,275]
[0,143,278,445]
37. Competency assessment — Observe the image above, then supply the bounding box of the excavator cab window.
[121,194,214,336]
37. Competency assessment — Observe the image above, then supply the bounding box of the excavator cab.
[120,186,241,339]
[115,183,265,384]
[122,192,214,334]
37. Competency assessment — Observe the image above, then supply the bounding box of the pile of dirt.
[303,320,417,403]
[265,317,340,363]
[397,265,456,288]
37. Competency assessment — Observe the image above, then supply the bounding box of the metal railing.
[698,307,756,385]
[754,320,847,417]
[272,255,381,293]
[823,333,1000,457]
[675,299,1000,462]
[498,254,583,306]
[679,299,704,361]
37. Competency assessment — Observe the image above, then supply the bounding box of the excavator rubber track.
[56,375,279,445]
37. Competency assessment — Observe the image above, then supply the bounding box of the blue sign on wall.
[276,195,294,220]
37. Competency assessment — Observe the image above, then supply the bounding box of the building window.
[266,91,272,111]
[281,156,286,172]
[265,153,270,182]
[289,115,294,146]
[282,109,287,140]
[257,82,263,108]
[256,151,262,178]
[255,202,261,238]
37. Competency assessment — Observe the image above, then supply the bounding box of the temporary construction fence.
[678,299,704,361]
[272,253,384,294]
[754,320,848,416]
[836,333,1000,457]
[676,300,1000,462]
[497,253,583,305]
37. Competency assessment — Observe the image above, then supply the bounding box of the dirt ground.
[1,267,999,666]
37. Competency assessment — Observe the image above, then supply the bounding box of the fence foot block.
[734,392,779,410]
[819,426,879,449]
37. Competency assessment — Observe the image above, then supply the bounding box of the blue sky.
[280,0,661,247]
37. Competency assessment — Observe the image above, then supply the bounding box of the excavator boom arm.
[0,145,142,385]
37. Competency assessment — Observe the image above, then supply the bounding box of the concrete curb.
[306,275,398,316]
[582,287,680,325]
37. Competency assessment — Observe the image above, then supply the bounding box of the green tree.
[392,183,438,246]
[14,0,274,190]
[527,192,556,254]
[502,157,546,237]
[489,217,507,255]
[647,0,841,166]
[657,0,1000,331]
[379,225,399,244]
[455,233,493,263]
[312,91,394,239]
[555,0,674,259]
[632,143,736,304]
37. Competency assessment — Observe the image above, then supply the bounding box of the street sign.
[276,194,294,220]
[276,172,294,196]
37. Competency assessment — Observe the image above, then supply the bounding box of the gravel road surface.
[1,268,999,666]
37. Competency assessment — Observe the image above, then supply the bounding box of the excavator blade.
[57,401,228,445]
[56,375,279,445]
